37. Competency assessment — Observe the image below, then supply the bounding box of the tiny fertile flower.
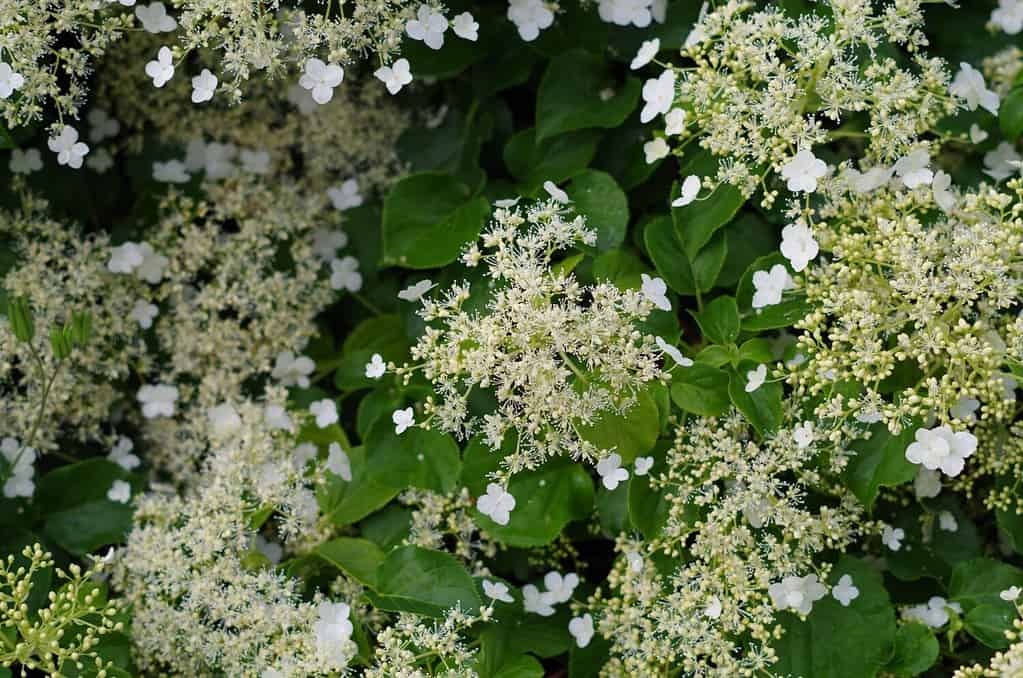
[631,38,660,70]
[406,4,448,49]
[507,0,554,41]
[327,178,362,211]
[769,575,827,615]
[145,46,175,87]
[398,279,436,302]
[655,336,692,367]
[522,584,555,615]
[137,383,178,418]
[299,58,344,105]
[107,480,131,504]
[780,150,827,193]
[665,108,686,135]
[310,399,338,428]
[9,148,42,174]
[894,149,934,188]
[544,571,579,603]
[153,159,189,183]
[779,220,818,272]
[634,456,654,476]
[392,407,415,434]
[644,137,669,164]
[640,273,671,311]
[752,264,794,309]
[1000,586,1022,602]
[932,170,956,213]
[365,354,386,379]
[326,442,352,481]
[905,425,977,477]
[272,351,315,388]
[596,453,629,490]
[950,62,1000,114]
[882,525,905,551]
[568,614,594,648]
[135,2,176,33]
[832,575,859,607]
[640,70,676,123]
[671,174,700,207]
[477,483,516,525]
[452,12,479,40]
[130,299,159,329]
[374,59,413,95]
[744,364,767,393]
[330,257,363,292]
[0,62,25,99]
[483,580,514,603]
[543,180,570,203]
[108,436,140,471]
[191,69,217,103]
[47,126,89,169]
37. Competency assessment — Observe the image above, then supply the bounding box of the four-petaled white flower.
[272,350,315,387]
[88,109,120,142]
[452,12,479,40]
[86,149,114,174]
[240,149,270,174]
[406,4,448,49]
[543,180,570,204]
[903,597,961,628]
[310,399,339,428]
[375,59,413,95]
[1001,586,1022,602]
[970,123,989,144]
[665,108,686,135]
[655,336,692,367]
[47,126,90,169]
[705,595,723,619]
[9,148,42,174]
[932,170,956,213]
[153,159,189,183]
[905,425,977,477]
[365,353,386,379]
[522,584,555,615]
[779,220,818,272]
[483,580,514,603]
[107,480,132,504]
[392,407,415,434]
[507,0,555,41]
[640,70,676,123]
[768,574,827,615]
[544,571,579,603]
[135,2,176,33]
[599,0,654,26]
[137,383,178,418]
[938,510,958,532]
[631,38,660,70]
[108,242,144,274]
[684,1,710,47]
[108,436,140,471]
[950,62,1000,114]
[914,467,942,499]
[145,46,175,88]
[208,402,241,436]
[326,442,352,481]
[0,62,25,99]
[398,279,436,302]
[130,299,159,329]
[792,421,814,449]
[191,68,217,103]
[264,404,293,431]
[992,0,1023,34]
[634,456,654,476]
[568,614,594,648]
[134,242,168,283]
[950,396,980,422]
[671,174,700,207]
[894,149,934,188]
[330,256,363,292]
[313,601,353,654]
[882,525,905,551]
[983,142,1023,181]
[640,273,671,311]
[832,574,859,607]
[327,179,363,211]
[752,264,794,309]
[293,442,318,470]
[846,165,893,194]
[299,58,344,105]
[311,228,348,260]
[625,551,643,572]
[644,137,669,164]
[781,150,827,193]
[1,438,36,499]
[477,483,516,524]
[745,364,767,393]
[596,453,629,490]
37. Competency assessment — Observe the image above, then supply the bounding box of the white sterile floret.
[905,425,977,477]
[780,150,827,193]
[599,0,655,26]
[543,180,570,203]
[47,126,89,168]
[398,279,436,302]
[9,148,42,174]
[240,150,270,175]
[107,480,132,504]
[768,574,827,615]
[392,407,415,434]
[893,149,934,188]
[365,354,386,379]
[207,403,242,436]
[704,596,723,619]
[631,38,660,70]
[832,575,860,607]
[263,404,293,432]
[137,383,178,418]
[903,597,961,628]
[950,396,980,422]
[483,580,513,603]
[135,2,176,32]
[200,142,238,179]
[983,142,1023,181]
[311,229,348,260]
[779,220,818,273]
[665,108,686,135]
[330,257,363,292]
[299,58,344,105]
[272,351,315,388]
[327,179,363,211]
[644,137,669,164]
[88,109,120,142]
[477,483,516,525]
[992,0,1023,33]
[744,364,767,393]
[326,442,352,481]
[86,149,114,174]
[914,467,942,499]
[153,159,189,183]
[507,0,555,41]
[452,12,479,40]
[135,243,168,283]
[310,399,338,428]
[634,456,654,476]
[406,4,448,49]
[684,1,710,47]
[107,436,140,471]
[640,273,670,311]
[130,299,159,329]
[882,525,905,551]
[950,62,1000,114]
[254,535,283,564]
[544,571,579,603]
[671,174,700,207]
[932,170,956,213]
[145,46,174,87]
[938,510,958,532]
[640,70,676,123]
[293,442,318,470]
[0,62,25,99]
[191,69,217,103]
[569,614,595,648]
[596,453,629,490]
[108,242,144,274]
[970,124,989,144]
[313,601,353,656]
[846,165,893,194]
[1,438,36,499]
[522,584,555,615]
[1001,586,1022,602]
[655,336,692,367]
[792,421,814,449]
[374,59,413,95]
[625,551,643,572]
[752,264,794,309]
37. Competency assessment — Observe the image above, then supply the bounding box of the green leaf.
[950,558,1023,611]
[671,173,745,259]
[727,365,782,435]
[364,419,462,494]
[887,498,982,582]
[717,213,778,288]
[964,604,1016,649]
[371,545,482,617]
[1000,87,1023,141]
[842,425,918,509]
[644,215,727,296]
[399,31,486,79]
[577,387,659,463]
[503,128,601,192]
[492,655,544,678]
[883,623,938,677]
[737,338,774,364]
[566,170,629,251]
[44,501,134,556]
[693,296,740,345]
[359,504,412,551]
[737,253,812,331]
[569,632,610,678]
[670,365,731,417]
[316,537,386,589]
[596,482,630,536]
[318,446,400,527]
[381,172,490,269]
[592,249,646,286]
[35,459,131,514]
[535,49,640,142]
[627,442,690,539]
[396,109,485,190]
[334,314,411,391]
